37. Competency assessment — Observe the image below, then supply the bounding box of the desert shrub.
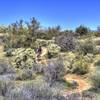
[47,43,61,58]
[44,26,61,40]
[32,63,45,73]
[95,60,100,67]
[91,71,100,90]
[4,81,65,100]
[72,58,89,75]
[11,48,36,69]
[0,81,15,97]
[44,59,66,86]
[55,33,76,51]
[9,57,46,80]
[95,40,100,45]
[0,26,7,33]
[4,18,40,50]
[77,39,96,55]
[15,69,35,80]
[0,60,15,74]
[14,61,45,80]
[23,82,54,100]
[59,52,76,73]
[4,84,23,100]
[94,47,100,54]
[5,48,14,57]
[0,81,6,96]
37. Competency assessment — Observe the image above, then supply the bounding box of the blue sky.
[0,0,100,30]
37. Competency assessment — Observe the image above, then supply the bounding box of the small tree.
[45,26,61,39]
[75,25,89,35]
[4,17,40,49]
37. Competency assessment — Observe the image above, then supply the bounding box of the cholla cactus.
[35,39,55,47]
[35,39,48,47]
[47,40,55,45]
[12,48,36,69]
[47,43,61,57]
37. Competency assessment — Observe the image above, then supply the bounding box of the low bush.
[95,40,100,45]
[77,39,96,55]
[55,34,76,51]
[5,48,14,57]
[4,81,65,100]
[44,59,66,86]
[72,59,89,75]
[0,60,15,74]
[15,69,35,80]
[95,60,100,67]
[91,71,100,90]
[14,62,45,80]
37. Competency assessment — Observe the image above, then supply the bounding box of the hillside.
[0,30,99,100]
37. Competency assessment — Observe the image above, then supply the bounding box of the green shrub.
[77,39,96,55]
[13,63,45,81]
[75,25,89,36]
[5,48,14,57]
[91,71,100,90]
[95,60,100,67]
[15,69,35,80]
[72,59,89,75]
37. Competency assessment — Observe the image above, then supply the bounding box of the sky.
[0,0,100,30]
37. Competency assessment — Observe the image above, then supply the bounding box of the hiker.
[36,46,42,60]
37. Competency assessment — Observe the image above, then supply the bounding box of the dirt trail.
[63,74,91,96]
[37,47,48,65]
[41,47,48,57]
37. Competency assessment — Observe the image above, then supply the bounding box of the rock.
[71,80,79,89]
